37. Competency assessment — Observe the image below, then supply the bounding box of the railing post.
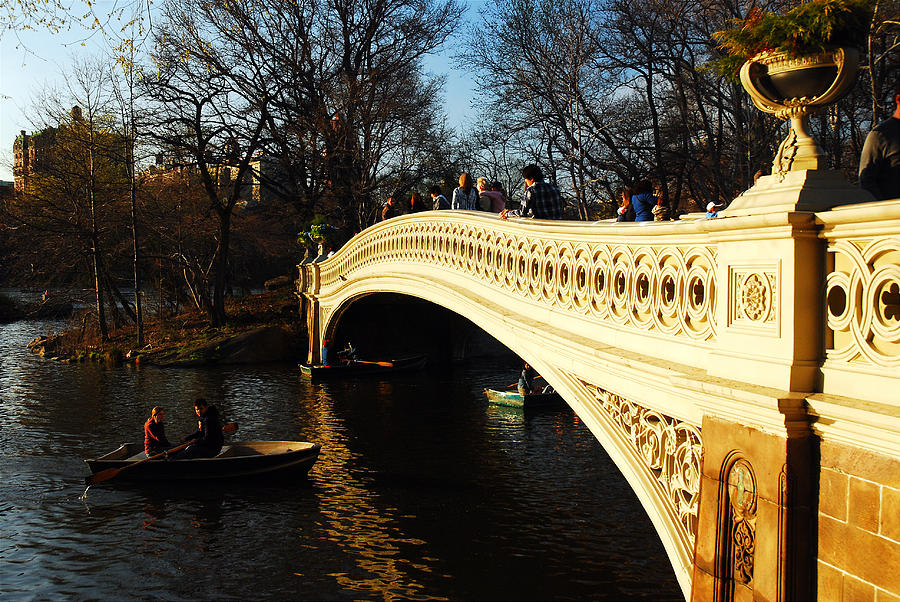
[691,178,852,601]
[706,209,824,392]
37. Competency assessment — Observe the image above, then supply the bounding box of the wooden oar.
[86,422,238,486]
[353,359,394,367]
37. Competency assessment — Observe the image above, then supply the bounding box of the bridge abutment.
[691,414,815,601]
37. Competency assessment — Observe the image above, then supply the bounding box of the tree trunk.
[88,134,108,341]
[128,131,143,347]
[210,210,231,327]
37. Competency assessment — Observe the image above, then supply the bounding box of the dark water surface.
[0,318,682,601]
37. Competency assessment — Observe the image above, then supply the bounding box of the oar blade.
[85,467,121,486]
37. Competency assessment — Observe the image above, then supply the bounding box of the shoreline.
[21,287,306,367]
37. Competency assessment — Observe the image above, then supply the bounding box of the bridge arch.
[321,287,699,595]
[301,212,710,596]
[298,202,900,601]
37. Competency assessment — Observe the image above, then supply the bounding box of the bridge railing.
[299,200,900,405]
[297,196,900,600]
[819,200,900,404]
[304,212,721,370]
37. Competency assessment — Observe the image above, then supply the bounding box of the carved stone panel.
[826,237,900,368]
[727,458,757,586]
[728,264,780,335]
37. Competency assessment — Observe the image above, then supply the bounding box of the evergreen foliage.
[712,0,874,80]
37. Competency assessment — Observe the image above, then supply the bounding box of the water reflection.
[304,389,445,600]
[0,317,683,601]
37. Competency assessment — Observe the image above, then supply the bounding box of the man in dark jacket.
[176,398,224,459]
[859,84,900,201]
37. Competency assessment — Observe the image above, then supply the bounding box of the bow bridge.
[297,173,900,601]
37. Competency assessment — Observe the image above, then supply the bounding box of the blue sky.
[0,8,477,182]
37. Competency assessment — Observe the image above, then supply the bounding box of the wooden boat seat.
[127,446,244,460]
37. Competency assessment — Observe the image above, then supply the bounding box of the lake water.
[0,316,683,601]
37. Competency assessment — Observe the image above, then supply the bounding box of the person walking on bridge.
[451,173,480,211]
[477,177,507,213]
[500,164,563,220]
[430,185,450,210]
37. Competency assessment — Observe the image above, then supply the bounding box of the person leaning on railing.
[500,164,563,220]
[629,179,656,222]
[451,173,480,210]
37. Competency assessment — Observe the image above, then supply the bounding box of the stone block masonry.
[817,441,900,601]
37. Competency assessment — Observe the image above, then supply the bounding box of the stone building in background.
[13,127,57,193]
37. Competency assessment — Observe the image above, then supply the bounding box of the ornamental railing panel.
[824,235,900,370]
[579,381,702,551]
[307,215,719,343]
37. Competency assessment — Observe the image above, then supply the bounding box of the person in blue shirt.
[337,341,358,362]
[630,179,656,222]
[517,362,537,396]
[706,201,726,219]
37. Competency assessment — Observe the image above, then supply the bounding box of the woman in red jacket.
[144,406,172,456]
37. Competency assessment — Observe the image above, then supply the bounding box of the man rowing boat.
[336,341,358,362]
[174,398,224,459]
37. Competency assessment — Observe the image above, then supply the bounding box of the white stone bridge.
[297,174,900,601]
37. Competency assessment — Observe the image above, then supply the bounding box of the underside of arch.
[311,275,698,598]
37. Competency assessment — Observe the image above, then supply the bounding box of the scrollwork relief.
[726,458,757,585]
[826,237,900,368]
[581,383,702,549]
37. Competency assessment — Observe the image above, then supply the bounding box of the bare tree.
[13,57,132,339]
[144,4,268,327]
[177,0,463,231]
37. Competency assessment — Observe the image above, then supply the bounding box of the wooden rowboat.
[483,388,565,409]
[300,354,427,379]
[85,441,320,482]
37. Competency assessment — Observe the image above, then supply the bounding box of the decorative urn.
[739,47,859,174]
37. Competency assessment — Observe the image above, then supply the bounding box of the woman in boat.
[176,398,224,460]
[144,406,172,456]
